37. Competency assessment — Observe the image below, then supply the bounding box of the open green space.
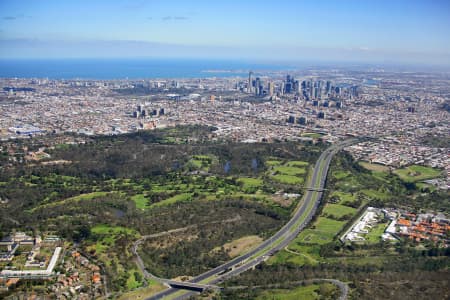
[393,165,442,182]
[150,193,193,208]
[361,189,390,200]
[285,160,309,167]
[296,217,346,245]
[329,191,357,204]
[271,174,304,185]
[91,224,136,235]
[256,283,325,300]
[31,191,112,211]
[322,203,357,218]
[131,194,148,209]
[273,165,307,176]
[302,132,325,139]
[359,162,390,172]
[265,159,283,166]
[237,177,264,188]
[365,222,388,244]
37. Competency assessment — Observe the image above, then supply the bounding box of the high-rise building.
[268,82,274,97]
[248,71,253,93]
[297,116,307,125]
[326,81,332,94]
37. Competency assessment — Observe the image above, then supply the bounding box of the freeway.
[146,139,356,300]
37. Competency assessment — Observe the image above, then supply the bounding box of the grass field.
[322,204,357,218]
[285,161,309,167]
[272,174,304,185]
[237,177,264,188]
[256,284,322,300]
[332,170,351,180]
[117,279,166,300]
[266,160,282,166]
[330,191,357,204]
[302,132,324,139]
[273,166,307,176]
[365,222,388,244]
[218,235,263,258]
[91,224,136,235]
[131,194,148,209]
[296,217,346,244]
[150,193,192,208]
[393,165,442,182]
[31,191,112,211]
[361,189,390,200]
[126,269,142,290]
[269,242,322,266]
[359,162,390,172]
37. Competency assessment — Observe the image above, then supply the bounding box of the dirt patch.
[271,195,294,207]
[215,235,263,258]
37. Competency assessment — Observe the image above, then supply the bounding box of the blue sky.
[1,0,449,64]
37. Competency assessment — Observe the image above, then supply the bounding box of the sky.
[0,0,449,65]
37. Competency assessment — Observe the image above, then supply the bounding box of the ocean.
[0,58,291,80]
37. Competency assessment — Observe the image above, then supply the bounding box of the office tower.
[285,75,292,94]
[268,81,274,97]
[297,116,307,125]
[317,111,325,119]
[326,81,332,94]
[248,71,253,93]
[335,86,341,95]
[159,108,165,115]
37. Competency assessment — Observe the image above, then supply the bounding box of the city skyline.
[0,0,450,65]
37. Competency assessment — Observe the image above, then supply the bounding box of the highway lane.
[147,139,356,300]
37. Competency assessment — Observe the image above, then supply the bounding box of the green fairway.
[272,174,304,185]
[393,165,442,182]
[237,177,264,188]
[285,161,309,167]
[361,189,390,200]
[266,159,282,166]
[322,204,357,218]
[329,191,357,204]
[332,170,351,180]
[31,191,112,211]
[273,165,307,176]
[91,224,136,235]
[131,194,148,209]
[150,193,193,208]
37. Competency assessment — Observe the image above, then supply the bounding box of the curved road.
[144,139,356,300]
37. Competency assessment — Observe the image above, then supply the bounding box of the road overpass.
[144,139,356,300]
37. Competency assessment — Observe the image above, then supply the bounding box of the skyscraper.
[268,82,274,97]
[248,71,253,93]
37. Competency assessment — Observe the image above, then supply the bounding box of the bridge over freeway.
[163,280,221,292]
